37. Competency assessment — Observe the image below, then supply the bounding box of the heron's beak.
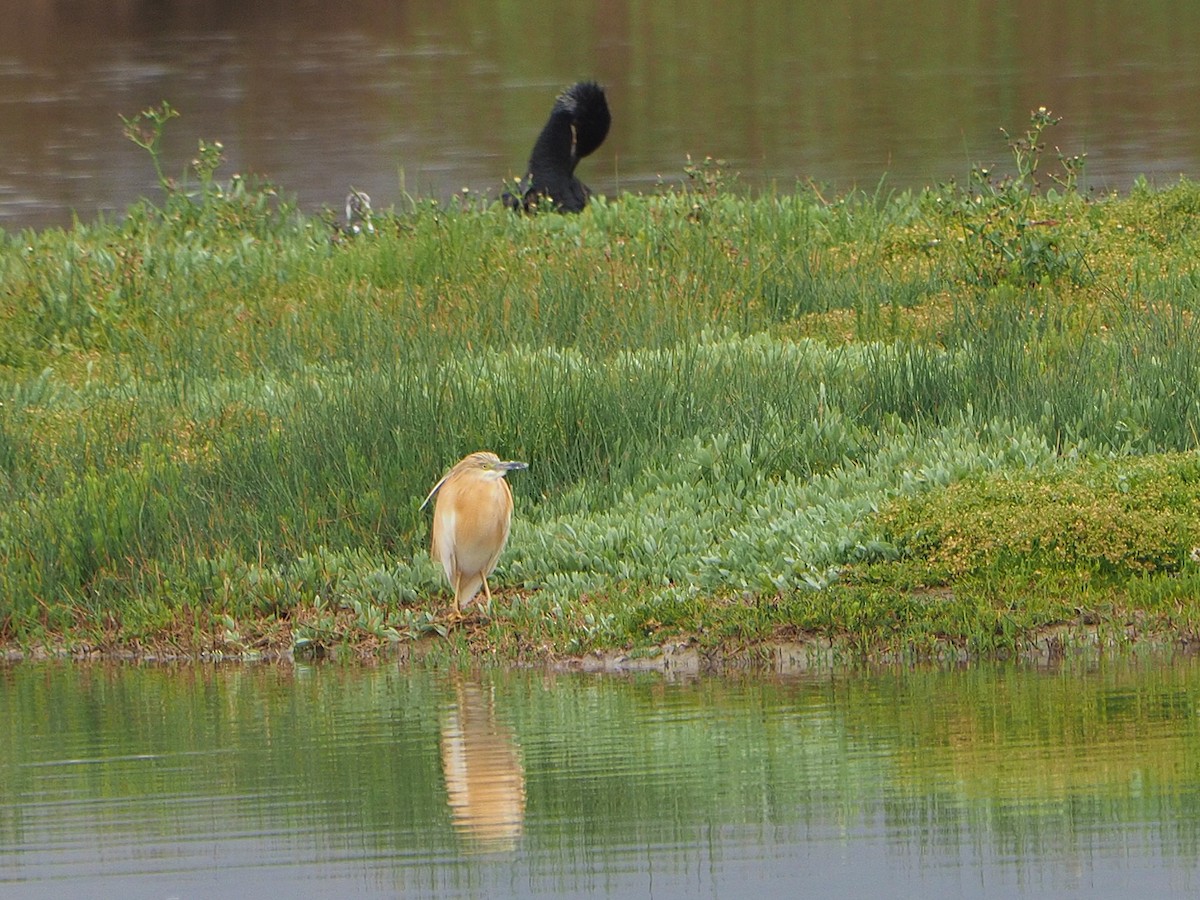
[499,461,529,472]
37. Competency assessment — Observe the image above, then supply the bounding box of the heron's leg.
[482,577,493,614]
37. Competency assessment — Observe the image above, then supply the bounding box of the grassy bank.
[3,109,1200,663]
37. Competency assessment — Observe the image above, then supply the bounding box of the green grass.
[4,109,1200,662]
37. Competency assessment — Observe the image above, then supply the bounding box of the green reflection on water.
[2,657,1199,891]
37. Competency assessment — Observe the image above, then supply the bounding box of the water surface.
[2,0,1200,230]
[2,658,1199,898]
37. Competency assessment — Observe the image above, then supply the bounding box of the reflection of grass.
[5,663,1200,867]
[5,113,1200,659]
[880,660,1200,861]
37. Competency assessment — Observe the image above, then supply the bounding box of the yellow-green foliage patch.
[879,454,1200,583]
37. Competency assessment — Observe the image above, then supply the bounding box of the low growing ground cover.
[3,108,1200,663]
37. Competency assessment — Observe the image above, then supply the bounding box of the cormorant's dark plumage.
[505,81,611,213]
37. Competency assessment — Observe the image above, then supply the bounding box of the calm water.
[2,0,1200,231]
[2,659,1200,898]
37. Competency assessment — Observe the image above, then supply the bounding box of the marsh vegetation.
[3,108,1200,662]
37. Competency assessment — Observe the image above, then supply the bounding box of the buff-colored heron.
[421,451,528,613]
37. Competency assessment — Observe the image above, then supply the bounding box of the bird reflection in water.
[439,678,527,852]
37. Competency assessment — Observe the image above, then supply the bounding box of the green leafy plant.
[945,107,1090,287]
[120,100,293,238]
[681,154,739,222]
[120,101,180,194]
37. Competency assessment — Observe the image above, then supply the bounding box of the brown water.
[3,658,1200,898]
[2,0,1199,232]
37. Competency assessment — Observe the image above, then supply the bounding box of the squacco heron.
[421,451,528,613]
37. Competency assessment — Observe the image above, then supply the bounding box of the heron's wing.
[420,471,452,510]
